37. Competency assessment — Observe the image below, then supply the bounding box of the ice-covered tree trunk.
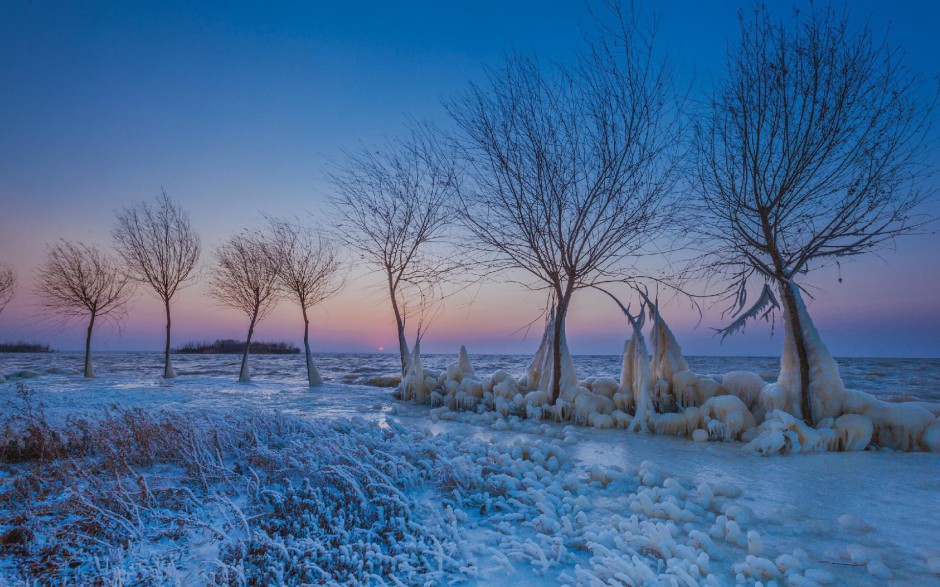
[402,340,424,402]
[163,300,176,379]
[548,292,576,402]
[776,282,845,424]
[239,309,259,384]
[623,329,654,432]
[388,280,411,378]
[84,313,96,378]
[302,307,323,387]
[649,305,688,410]
[526,308,553,390]
[526,306,576,398]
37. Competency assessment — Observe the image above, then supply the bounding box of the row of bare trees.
[5,195,342,385]
[0,4,933,423]
[209,218,342,385]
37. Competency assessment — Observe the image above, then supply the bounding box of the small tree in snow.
[692,5,936,424]
[209,229,282,383]
[330,124,458,378]
[113,190,201,379]
[35,241,135,378]
[449,8,680,402]
[268,216,344,387]
[0,264,15,316]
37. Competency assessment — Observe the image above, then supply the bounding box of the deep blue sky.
[1,1,939,357]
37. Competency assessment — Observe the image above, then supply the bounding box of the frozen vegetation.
[400,297,940,459]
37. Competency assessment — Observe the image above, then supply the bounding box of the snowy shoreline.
[1,369,939,585]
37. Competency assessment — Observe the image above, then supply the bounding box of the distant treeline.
[0,342,52,353]
[174,339,300,355]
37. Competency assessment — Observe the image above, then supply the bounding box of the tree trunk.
[84,312,96,378]
[387,274,410,378]
[163,298,176,379]
[302,306,323,387]
[779,280,814,425]
[549,290,572,403]
[240,311,257,383]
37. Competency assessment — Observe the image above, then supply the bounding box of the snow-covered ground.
[0,354,938,585]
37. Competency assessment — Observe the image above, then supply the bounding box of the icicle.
[716,283,779,341]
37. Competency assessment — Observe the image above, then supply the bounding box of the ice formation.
[391,288,940,455]
[458,344,475,377]
[401,339,426,403]
[867,402,936,451]
[306,351,323,386]
[239,355,251,383]
[776,283,845,423]
[673,369,720,408]
[717,371,765,412]
[649,301,689,411]
[622,318,654,432]
[525,307,577,396]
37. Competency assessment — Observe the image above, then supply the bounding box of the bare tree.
[692,5,935,424]
[268,216,344,387]
[209,229,282,383]
[35,241,135,378]
[448,6,681,402]
[0,264,15,317]
[113,190,201,379]
[330,124,459,377]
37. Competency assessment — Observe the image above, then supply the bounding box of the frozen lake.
[3,350,939,403]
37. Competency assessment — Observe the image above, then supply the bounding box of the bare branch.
[112,190,201,302]
[329,121,459,375]
[35,241,134,327]
[209,230,282,324]
[0,264,16,316]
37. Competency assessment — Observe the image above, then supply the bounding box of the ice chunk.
[868,403,936,451]
[673,370,720,408]
[590,377,618,399]
[744,410,821,455]
[457,345,475,377]
[833,414,873,451]
[841,389,880,415]
[703,395,756,441]
[717,371,765,411]
[925,420,940,453]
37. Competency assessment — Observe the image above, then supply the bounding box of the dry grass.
[0,383,470,586]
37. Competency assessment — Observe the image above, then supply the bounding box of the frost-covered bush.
[0,390,478,586]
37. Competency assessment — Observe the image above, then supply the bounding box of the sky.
[1,0,939,358]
